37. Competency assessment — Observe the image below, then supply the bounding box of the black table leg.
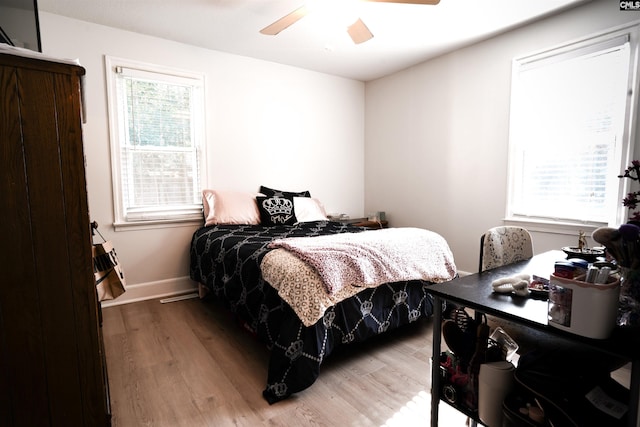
[629,359,640,427]
[431,295,442,427]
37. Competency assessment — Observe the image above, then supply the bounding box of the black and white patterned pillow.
[259,185,311,198]
[257,196,297,226]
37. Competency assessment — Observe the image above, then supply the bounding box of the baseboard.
[100,276,198,308]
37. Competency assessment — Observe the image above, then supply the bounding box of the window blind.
[508,33,632,225]
[112,64,204,222]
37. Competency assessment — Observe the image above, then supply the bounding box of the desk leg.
[431,296,443,427]
[629,359,640,427]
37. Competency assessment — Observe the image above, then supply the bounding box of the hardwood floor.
[102,298,631,427]
[102,297,469,426]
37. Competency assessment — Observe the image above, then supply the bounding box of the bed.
[189,188,457,403]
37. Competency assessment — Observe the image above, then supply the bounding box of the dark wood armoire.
[0,51,111,426]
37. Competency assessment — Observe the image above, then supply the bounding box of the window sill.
[503,217,606,236]
[114,217,204,232]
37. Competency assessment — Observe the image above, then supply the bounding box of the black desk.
[426,250,640,427]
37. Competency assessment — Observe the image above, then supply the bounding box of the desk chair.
[461,226,533,426]
[479,226,534,273]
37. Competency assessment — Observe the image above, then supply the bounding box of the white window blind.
[507,28,637,227]
[106,58,206,225]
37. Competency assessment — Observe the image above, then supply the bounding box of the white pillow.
[294,197,328,222]
[202,189,262,226]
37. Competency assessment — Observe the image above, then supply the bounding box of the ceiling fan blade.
[347,18,373,44]
[260,5,309,35]
[366,0,440,4]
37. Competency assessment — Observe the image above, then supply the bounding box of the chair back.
[479,226,533,272]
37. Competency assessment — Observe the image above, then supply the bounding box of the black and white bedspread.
[189,221,450,403]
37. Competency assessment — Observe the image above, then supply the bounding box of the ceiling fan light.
[306,0,361,28]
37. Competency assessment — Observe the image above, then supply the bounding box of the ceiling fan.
[260,0,440,44]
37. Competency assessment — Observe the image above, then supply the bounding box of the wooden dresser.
[0,52,111,426]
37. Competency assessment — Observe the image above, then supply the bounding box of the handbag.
[92,223,126,301]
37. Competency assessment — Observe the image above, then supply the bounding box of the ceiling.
[37,0,589,81]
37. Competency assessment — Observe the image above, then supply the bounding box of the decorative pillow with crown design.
[259,185,311,198]
[257,196,297,226]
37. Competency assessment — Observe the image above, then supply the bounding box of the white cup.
[478,361,515,427]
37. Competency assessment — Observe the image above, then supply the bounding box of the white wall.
[36,0,640,297]
[365,0,640,274]
[38,13,366,305]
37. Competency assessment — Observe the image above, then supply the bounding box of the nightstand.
[351,219,388,229]
[328,217,388,229]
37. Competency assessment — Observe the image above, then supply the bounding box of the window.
[506,24,640,229]
[105,57,206,228]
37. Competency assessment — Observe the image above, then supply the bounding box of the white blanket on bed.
[261,228,457,325]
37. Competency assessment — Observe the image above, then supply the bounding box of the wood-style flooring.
[102,297,631,427]
[102,297,468,426]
